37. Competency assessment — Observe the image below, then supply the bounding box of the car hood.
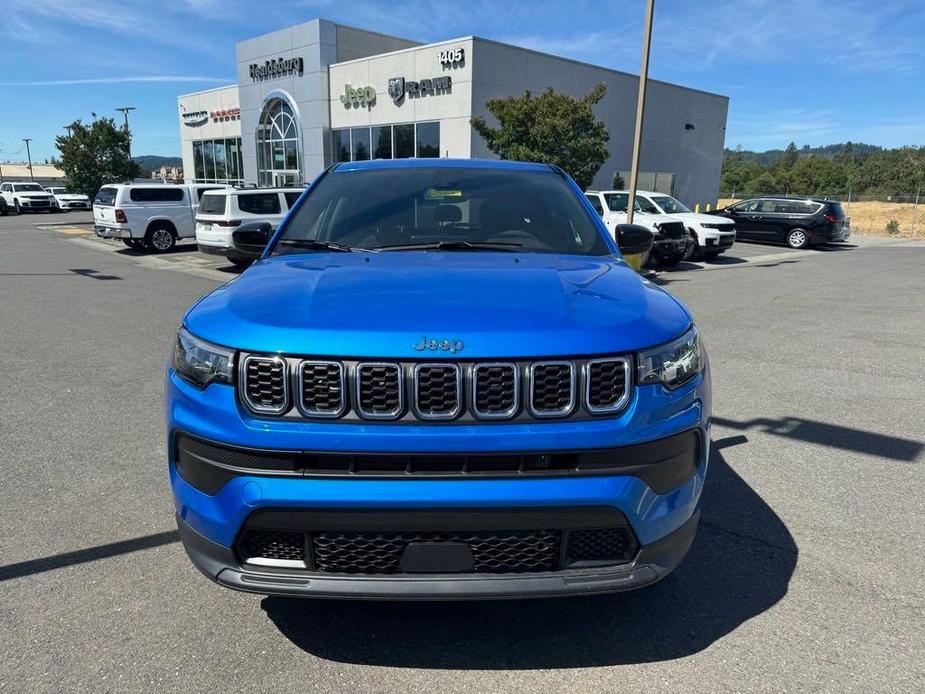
[672,212,734,226]
[56,194,89,201]
[19,193,53,198]
[185,253,692,358]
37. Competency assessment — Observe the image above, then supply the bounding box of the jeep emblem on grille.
[413,336,464,354]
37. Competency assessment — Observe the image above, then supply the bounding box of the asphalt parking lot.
[1,212,923,693]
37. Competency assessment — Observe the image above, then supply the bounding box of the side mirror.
[615,223,654,256]
[232,221,273,259]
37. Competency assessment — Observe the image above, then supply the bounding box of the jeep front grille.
[239,355,633,421]
[472,363,518,418]
[298,361,345,418]
[658,221,686,239]
[356,363,403,419]
[241,356,288,414]
[529,361,575,416]
[413,364,461,419]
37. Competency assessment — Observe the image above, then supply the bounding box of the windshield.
[651,195,691,214]
[15,184,45,192]
[94,187,117,206]
[274,167,610,256]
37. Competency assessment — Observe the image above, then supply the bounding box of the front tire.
[145,224,177,253]
[786,228,810,249]
[13,200,22,215]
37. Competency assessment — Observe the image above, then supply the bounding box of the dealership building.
[177,19,728,204]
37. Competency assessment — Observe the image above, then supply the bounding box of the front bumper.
[177,507,700,599]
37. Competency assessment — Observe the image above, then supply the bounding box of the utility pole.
[626,0,655,225]
[23,138,34,182]
[115,106,136,158]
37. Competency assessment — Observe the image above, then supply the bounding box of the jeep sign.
[339,84,376,108]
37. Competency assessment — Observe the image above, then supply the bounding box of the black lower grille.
[242,530,304,563]
[566,527,636,564]
[311,529,562,574]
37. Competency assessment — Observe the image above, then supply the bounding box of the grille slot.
[298,361,346,418]
[566,527,637,565]
[585,358,630,413]
[311,529,561,574]
[356,363,403,419]
[242,356,288,414]
[472,363,518,419]
[413,364,461,420]
[529,361,575,417]
[241,529,305,567]
[658,221,686,239]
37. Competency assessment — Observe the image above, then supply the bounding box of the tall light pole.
[23,138,34,182]
[626,0,655,225]
[115,106,136,158]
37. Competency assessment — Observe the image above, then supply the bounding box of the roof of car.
[333,158,554,173]
[587,189,662,196]
[735,195,840,203]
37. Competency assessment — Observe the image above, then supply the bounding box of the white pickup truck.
[584,190,690,266]
[93,183,227,252]
[631,190,736,259]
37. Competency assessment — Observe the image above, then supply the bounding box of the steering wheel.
[490,229,545,246]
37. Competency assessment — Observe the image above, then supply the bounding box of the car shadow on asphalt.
[262,438,798,668]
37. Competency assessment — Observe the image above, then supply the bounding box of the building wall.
[235,19,419,185]
[177,85,242,182]
[469,38,728,206]
[328,38,474,157]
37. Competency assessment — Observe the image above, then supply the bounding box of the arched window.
[256,96,302,187]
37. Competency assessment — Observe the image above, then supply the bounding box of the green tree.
[53,117,140,198]
[471,84,610,190]
[778,141,799,170]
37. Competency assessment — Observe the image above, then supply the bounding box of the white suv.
[584,190,690,266]
[93,183,228,252]
[632,190,736,259]
[195,187,304,266]
[0,182,58,213]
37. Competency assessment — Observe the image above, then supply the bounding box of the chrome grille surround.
[528,361,576,418]
[584,357,631,414]
[240,355,289,415]
[238,355,633,421]
[412,363,463,420]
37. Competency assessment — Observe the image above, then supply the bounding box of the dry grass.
[716,199,925,238]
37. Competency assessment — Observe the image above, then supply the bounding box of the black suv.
[710,196,850,249]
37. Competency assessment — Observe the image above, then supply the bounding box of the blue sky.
[2,0,923,162]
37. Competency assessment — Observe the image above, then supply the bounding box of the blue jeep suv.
[166,159,710,599]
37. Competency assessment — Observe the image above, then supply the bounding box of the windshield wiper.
[276,239,361,253]
[378,241,522,252]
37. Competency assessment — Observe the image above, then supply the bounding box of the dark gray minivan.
[711,196,850,249]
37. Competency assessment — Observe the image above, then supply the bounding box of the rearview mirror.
[615,223,654,256]
[232,221,273,259]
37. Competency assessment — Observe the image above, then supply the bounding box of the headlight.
[637,325,703,389]
[172,326,235,388]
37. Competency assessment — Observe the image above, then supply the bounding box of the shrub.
[886,218,900,234]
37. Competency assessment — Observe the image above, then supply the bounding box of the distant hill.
[134,155,182,170]
[724,142,883,166]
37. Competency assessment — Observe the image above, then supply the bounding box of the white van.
[93,183,228,252]
[195,187,304,266]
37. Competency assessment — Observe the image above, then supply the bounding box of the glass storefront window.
[393,124,415,159]
[416,122,440,158]
[202,141,215,181]
[332,129,350,163]
[214,140,227,180]
[285,140,299,169]
[256,96,302,185]
[193,141,204,180]
[372,126,391,159]
[351,127,371,160]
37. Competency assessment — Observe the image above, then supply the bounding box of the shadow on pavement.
[263,438,797,668]
[713,415,922,462]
